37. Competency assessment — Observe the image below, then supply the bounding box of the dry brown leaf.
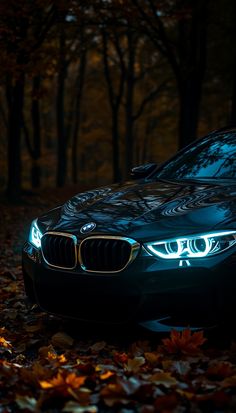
[62,401,98,413]
[38,344,56,359]
[154,393,179,410]
[100,383,130,407]
[89,341,106,352]
[144,352,161,367]
[20,362,51,386]
[221,375,236,388]
[207,361,235,379]
[150,372,177,387]
[139,405,155,413]
[24,323,42,333]
[126,356,145,373]
[51,332,74,349]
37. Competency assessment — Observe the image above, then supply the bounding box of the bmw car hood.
[38,180,236,242]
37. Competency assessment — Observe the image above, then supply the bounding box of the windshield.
[155,133,236,180]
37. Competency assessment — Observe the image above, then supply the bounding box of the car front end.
[22,129,236,327]
[22,211,236,327]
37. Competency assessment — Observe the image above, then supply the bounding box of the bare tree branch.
[133,78,169,121]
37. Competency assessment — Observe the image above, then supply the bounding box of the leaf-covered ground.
[0,189,236,413]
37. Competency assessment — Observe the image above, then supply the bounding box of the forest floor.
[0,188,236,413]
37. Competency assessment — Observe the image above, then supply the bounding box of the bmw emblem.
[80,222,96,234]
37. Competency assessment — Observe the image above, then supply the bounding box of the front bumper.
[22,241,236,326]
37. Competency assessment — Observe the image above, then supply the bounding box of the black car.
[22,128,236,328]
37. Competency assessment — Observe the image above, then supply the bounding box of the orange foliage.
[0,336,12,350]
[162,329,207,355]
[40,372,86,393]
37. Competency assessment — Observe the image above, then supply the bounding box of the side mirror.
[130,163,158,179]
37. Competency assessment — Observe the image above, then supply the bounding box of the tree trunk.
[178,79,202,148]
[111,112,121,182]
[101,29,124,183]
[31,75,41,187]
[71,49,87,184]
[124,30,136,178]
[6,74,25,201]
[56,31,67,187]
[132,0,208,149]
[177,0,207,148]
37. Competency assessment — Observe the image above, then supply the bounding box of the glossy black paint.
[22,128,236,326]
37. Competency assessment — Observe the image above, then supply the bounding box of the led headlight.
[145,231,236,259]
[29,219,42,248]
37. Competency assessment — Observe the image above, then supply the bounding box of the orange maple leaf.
[0,336,12,350]
[40,372,86,393]
[162,329,206,355]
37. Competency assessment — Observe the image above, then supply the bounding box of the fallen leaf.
[100,376,141,407]
[221,375,236,388]
[24,323,42,333]
[62,401,98,413]
[51,332,74,349]
[100,371,115,380]
[126,356,145,373]
[144,352,161,367]
[89,341,106,352]
[139,405,155,413]
[38,344,56,359]
[113,352,128,365]
[162,329,207,355]
[154,393,178,410]
[163,360,191,376]
[207,361,235,379]
[150,372,177,387]
[16,395,38,412]
[0,336,12,353]
[40,372,86,394]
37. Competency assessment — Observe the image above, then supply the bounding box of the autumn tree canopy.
[0,0,235,200]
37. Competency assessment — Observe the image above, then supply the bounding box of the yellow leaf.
[100,371,115,380]
[150,372,177,387]
[126,356,145,373]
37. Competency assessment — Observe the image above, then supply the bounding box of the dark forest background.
[0,0,235,201]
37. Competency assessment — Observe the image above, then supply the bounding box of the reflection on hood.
[37,180,236,241]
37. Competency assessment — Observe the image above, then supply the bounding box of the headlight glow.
[29,219,42,248]
[145,231,236,259]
